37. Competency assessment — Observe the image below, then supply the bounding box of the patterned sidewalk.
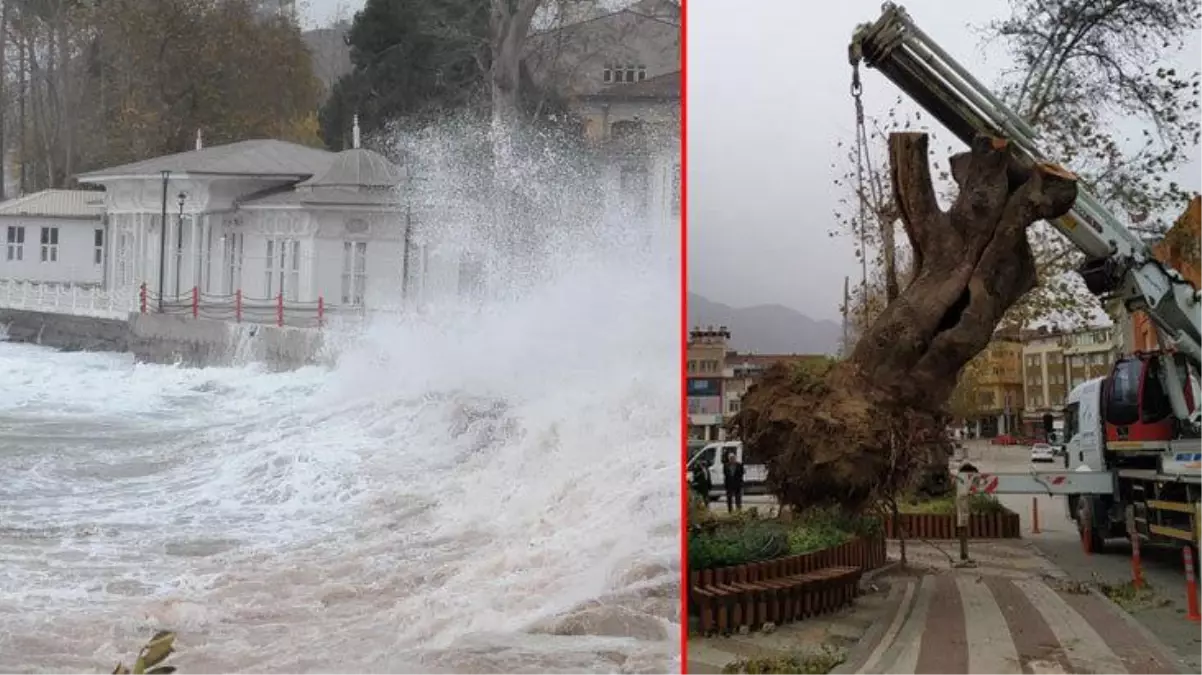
[688,540,1191,674]
[847,572,1183,674]
[860,540,1187,674]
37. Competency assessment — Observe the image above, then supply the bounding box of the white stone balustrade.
[0,279,139,320]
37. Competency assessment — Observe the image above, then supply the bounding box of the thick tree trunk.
[731,132,1078,511]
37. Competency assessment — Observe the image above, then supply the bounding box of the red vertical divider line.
[277,292,284,327]
[235,289,242,323]
[191,286,199,319]
[678,1,689,672]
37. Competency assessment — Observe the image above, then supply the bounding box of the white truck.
[851,4,1202,552]
[686,440,770,498]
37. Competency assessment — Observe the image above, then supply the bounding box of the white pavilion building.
[76,131,465,313]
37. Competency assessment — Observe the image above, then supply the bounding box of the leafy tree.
[89,0,323,165]
[4,0,322,188]
[318,0,490,150]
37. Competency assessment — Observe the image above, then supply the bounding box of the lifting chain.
[850,62,871,306]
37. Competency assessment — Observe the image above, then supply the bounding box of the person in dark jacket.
[690,461,712,505]
[722,450,744,513]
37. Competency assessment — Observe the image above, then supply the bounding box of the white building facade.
[74,139,464,318]
[525,0,681,242]
[0,190,106,285]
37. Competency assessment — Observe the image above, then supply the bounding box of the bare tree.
[489,0,541,154]
[987,0,1200,229]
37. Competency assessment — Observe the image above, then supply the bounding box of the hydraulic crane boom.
[849,3,1202,387]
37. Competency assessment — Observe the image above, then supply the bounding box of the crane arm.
[849,3,1202,375]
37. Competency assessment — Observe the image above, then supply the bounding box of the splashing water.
[0,122,680,673]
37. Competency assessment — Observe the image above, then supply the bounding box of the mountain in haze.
[688,294,842,355]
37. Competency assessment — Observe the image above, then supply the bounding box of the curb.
[831,566,912,675]
[1084,586,1195,675]
[861,559,902,584]
[1021,542,1193,675]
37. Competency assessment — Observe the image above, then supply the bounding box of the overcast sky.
[688,0,1202,322]
[299,0,364,28]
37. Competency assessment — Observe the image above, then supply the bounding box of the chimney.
[352,114,361,149]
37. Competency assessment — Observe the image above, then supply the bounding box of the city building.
[0,191,106,286]
[525,0,681,240]
[1020,327,1069,433]
[575,71,680,242]
[687,325,730,441]
[967,328,1025,438]
[687,324,829,442]
[1064,326,1118,390]
[722,352,829,420]
[70,127,462,312]
[1020,324,1117,437]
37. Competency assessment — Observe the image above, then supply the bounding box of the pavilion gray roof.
[298,148,404,189]
[76,140,335,181]
[240,186,402,208]
[0,189,105,219]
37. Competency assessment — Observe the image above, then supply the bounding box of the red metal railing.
[139,285,337,329]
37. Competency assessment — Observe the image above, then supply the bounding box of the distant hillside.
[688,294,842,355]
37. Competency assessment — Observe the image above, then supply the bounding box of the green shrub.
[786,523,850,554]
[688,520,791,570]
[688,505,884,569]
[796,505,883,537]
[898,493,1007,515]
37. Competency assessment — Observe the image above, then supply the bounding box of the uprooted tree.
[731,132,1079,511]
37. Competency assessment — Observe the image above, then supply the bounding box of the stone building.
[1020,325,1118,437]
[525,0,681,240]
[967,329,1025,438]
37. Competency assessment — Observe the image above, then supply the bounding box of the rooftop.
[0,189,105,219]
[76,139,335,181]
[298,147,404,190]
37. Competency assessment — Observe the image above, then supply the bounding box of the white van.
[686,440,769,496]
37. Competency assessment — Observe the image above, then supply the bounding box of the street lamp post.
[175,192,186,301]
[158,171,170,312]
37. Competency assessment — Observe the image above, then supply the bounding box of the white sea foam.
[0,121,679,673]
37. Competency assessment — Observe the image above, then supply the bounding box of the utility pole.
[841,275,851,356]
[158,171,170,312]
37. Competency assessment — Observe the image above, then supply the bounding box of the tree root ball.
[730,132,1078,512]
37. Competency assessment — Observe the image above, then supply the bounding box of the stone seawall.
[127,313,328,370]
[1,308,328,370]
[0,308,131,352]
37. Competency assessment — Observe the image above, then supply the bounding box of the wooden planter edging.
[882,511,1020,539]
[688,535,887,635]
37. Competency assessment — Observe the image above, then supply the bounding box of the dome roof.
[300,147,403,190]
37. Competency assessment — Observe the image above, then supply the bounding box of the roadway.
[961,440,1202,671]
